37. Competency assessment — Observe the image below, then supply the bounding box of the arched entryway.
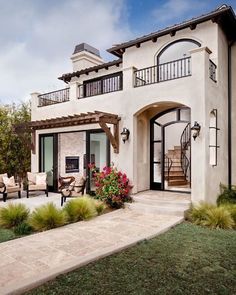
[150,107,191,192]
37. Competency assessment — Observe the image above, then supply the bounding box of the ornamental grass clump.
[202,206,234,229]
[0,203,29,229]
[29,203,66,231]
[220,204,236,227]
[94,200,107,215]
[63,196,97,223]
[187,202,215,225]
[90,164,132,209]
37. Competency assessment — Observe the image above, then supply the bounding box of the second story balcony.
[134,57,191,87]
[38,87,70,107]
[78,71,123,98]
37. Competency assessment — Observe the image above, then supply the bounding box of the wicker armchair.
[0,173,21,202]
[59,176,87,206]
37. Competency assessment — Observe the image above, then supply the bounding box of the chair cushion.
[0,173,7,183]
[27,172,46,185]
[68,177,86,193]
[74,176,86,193]
[3,176,15,187]
[36,174,47,185]
[28,184,47,191]
[6,185,21,193]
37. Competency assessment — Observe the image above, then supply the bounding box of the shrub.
[90,164,132,209]
[64,196,97,223]
[94,200,106,215]
[220,204,236,227]
[0,203,29,229]
[14,222,32,235]
[217,184,236,205]
[29,203,66,231]
[187,202,215,225]
[202,207,234,229]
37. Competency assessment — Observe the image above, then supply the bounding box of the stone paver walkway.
[0,191,187,294]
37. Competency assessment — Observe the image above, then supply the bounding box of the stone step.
[133,195,191,208]
[126,202,189,217]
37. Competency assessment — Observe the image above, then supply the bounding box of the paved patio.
[0,192,62,211]
[0,191,189,294]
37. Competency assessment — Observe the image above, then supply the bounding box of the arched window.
[157,39,200,81]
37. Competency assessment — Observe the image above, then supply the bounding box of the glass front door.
[86,131,110,193]
[39,134,58,191]
[150,122,163,190]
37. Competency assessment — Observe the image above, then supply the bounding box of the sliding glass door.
[86,130,110,193]
[39,134,58,192]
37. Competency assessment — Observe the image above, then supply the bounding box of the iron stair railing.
[164,154,173,182]
[180,123,191,180]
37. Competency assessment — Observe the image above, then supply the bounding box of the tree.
[0,102,31,180]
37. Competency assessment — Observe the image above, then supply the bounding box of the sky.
[0,0,235,104]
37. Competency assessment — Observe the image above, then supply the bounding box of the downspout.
[228,41,234,189]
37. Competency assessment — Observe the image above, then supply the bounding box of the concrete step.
[133,194,191,207]
[126,202,189,217]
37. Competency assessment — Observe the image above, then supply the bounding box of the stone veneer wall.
[58,132,86,178]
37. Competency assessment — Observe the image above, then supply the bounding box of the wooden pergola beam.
[15,111,121,154]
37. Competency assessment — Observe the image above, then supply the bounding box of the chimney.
[71,43,104,71]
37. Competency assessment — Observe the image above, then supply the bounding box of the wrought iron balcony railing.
[134,57,191,87]
[209,59,217,82]
[38,88,70,107]
[78,72,122,98]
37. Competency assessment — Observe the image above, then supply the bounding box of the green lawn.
[0,227,18,243]
[26,223,236,295]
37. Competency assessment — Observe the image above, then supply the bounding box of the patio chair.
[0,173,21,202]
[60,176,87,206]
[26,172,48,198]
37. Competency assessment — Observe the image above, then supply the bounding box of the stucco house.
[23,5,236,204]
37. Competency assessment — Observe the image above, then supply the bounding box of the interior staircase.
[165,146,188,186]
[165,123,191,187]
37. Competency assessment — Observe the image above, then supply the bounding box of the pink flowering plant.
[89,164,132,209]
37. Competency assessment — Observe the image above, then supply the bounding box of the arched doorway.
[150,107,191,192]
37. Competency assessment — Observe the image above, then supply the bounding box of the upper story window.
[157,39,201,82]
[158,39,201,64]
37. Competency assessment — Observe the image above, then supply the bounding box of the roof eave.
[107,6,236,56]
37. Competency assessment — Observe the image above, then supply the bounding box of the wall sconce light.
[191,121,201,141]
[120,127,130,143]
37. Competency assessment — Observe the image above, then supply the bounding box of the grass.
[26,223,236,295]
